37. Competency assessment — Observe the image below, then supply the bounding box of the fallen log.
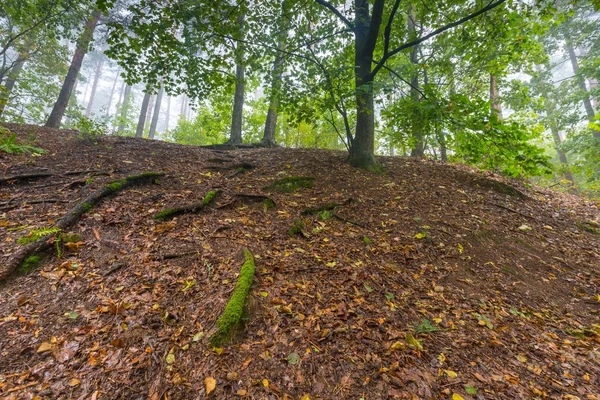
[0,172,164,281]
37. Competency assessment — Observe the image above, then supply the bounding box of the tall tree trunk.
[145,95,155,132]
[228,13,245,145]
[408,4,424,158]
[349,0,381,169]
[135,91,151,138]
[180,94,187,120]
[490,74,503,120]
[85,56,104,116]
[117,84,131,134]
[148,85,164,139]
[0,57,26,117]
[46,9,101,128]
[261,1,289,146]
[105,66,121,117]
[589,79,598,109]
[165,95,171,131]
[566,42,596,124]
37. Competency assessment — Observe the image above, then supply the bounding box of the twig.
[488,202,537,220]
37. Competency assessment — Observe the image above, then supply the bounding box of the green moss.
[202,190,218,206]
[154,208,178,221]
[288,219,304,236]
[209,249,255,347]
[578,221,600,235]
[318,210,333,220]
[267,176,315,193]
[18,255,41,274]
[105,179,126,192]
[263,198,276,210]
[60,232,82,243]
[128,171,163,181]
[82,203,92,213]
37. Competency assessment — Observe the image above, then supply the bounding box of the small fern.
[0,132,44,154]
[18,226,61,245]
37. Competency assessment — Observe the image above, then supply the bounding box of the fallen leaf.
[452,394,464,400]
[68,378,81,387]
[445,370,458,379]
[287,352,301,365]
[37,342,52,353]
[204,377,216,395]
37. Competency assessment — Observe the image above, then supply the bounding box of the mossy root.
[0,171,164,281]
[265,176,315,193]
[154,189,220,221]
[209,249,255,347]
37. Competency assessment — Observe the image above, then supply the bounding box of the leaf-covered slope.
[0,123,599,399]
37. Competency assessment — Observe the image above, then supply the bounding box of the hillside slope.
[1,123,599,399]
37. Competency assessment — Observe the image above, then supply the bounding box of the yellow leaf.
[445,370,458,379]
[438,353,446,365]
[37,342,53,353]
[300,395,311,400]
[166,353,175,364]
[68,378,81,387]
[212,347,223,355]
[405,333,423,350]
[390,341,405,351]
[515,354,527,363]
[452,394,465,400]
[204,377,216,395]
[262,378,269,388]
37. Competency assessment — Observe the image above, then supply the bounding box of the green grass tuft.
[0,130,44,155]
[209,249,255,347]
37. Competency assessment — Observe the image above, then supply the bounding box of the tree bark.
[228,14,245,145]
[117,84,131,134]
[261,41,284,146]
[85,55,104,116]
[490,74,503,120]
[46,9,101,128]
[136,91,151,138]
[408,4,424,158]
[145,94,155,131]
[148,85,164,139]
[0,57,26,117]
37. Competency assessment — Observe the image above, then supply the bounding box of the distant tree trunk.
[589,79,599,109]
[408,4,424,158]
[228,13,245,145]
[118,84,131,134]
[105,66,121,117]
[490,74,503,120]
[0,57,26,117]
[165,95,171,131]
[136,91,151,138]
[180,94,187,121]
[148,85,164,139]
[566,42,595,123]
[85,56,104,116]
[46,9,101,128]
[145,95,155,131]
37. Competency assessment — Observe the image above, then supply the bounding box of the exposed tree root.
[0,198,69,212]
[265,176,315,193]
[331,212,366,228]
[217,193,276,210]
[206,157,234,163]
[209,249,255,347]
[302,198,353,215]
[154,189,221,221]
[0,172,53,184]
[0,172,164,282]
[488,201,537,220]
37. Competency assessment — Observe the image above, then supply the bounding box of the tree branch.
[372,0,507,79]
[314,0,354,30]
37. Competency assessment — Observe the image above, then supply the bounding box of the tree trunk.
[145,94,155,131]
[136,91,151,138]
[0,57,26,117]
[566,42,595,125]
[46,9,101,128]
[228,14,245,145]
[261,41,284,146]
[180,94,187,120]
[165,95,171,131]
[105,66,121,117]
[349,0,380,170]
[85,56,104,116]
[407,4,424,158]
[490,74,503,120]
[118,84,131,134]
[148,85,164,139]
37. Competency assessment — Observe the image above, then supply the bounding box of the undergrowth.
[0,128,44,154]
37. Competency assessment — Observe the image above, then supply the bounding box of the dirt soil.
[0,123,599,400]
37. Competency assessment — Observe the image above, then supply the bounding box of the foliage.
[17,226,61,245]
[0,128,44,154]
[71,115,107,142]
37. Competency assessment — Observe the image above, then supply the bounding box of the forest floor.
[0,123,599,400]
